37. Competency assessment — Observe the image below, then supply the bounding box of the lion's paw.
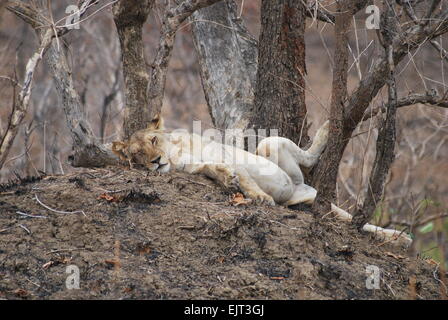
[248,192,275,206]
[215,165,240,191]
[226,173,240,191]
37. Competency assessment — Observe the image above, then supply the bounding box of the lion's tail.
[306,120,329,158]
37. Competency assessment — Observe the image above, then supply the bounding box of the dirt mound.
[0,168,443,299]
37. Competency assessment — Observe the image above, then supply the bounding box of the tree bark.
[249,0,308,146]
[191,0,257,130]
[312,2,352,214]
[113,0,154,140]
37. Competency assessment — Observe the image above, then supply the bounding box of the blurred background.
[0,0,447,266]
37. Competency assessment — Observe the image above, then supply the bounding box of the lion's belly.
[244,159,295,204]
[199,141,294,204]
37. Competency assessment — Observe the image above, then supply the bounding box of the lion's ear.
[112,141,129,161]
[148,114,164,131]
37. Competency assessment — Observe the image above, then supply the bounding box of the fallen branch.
[34,194,86,216]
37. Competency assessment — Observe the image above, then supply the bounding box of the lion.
[112,115,412,246]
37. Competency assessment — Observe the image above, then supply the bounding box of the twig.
[18,224,30,234]
[0,226,15,233]
[25,278,51,294]
[95,187,127,194]
[46,247,88,254]
[34,194,86,217]
[383,279,397,297]
[390,212,448,228]
[16,211,47,219]
[377,234,403,247]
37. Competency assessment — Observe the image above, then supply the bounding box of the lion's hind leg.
[256,137,305,185]
[235,167,275,206]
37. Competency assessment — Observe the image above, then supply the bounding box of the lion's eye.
[151,156,161,164]
[151,136,158,145]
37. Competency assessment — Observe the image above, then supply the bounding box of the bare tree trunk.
[44,42,118,167]
[113,0,154,140]
[352,0,398,229]
[249,0,308,146]
[312,1,352,214]
[191,0,257,130]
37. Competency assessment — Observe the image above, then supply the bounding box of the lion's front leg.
[185,163,274,205]
[184,163,240,192]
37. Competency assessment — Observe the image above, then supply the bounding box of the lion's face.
[112,130,172,173]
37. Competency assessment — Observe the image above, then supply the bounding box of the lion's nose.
[151,156,161,164]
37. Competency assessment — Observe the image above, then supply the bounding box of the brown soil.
[0,168,443,300]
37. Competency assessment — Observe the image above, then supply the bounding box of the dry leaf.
[425,258,439,265]
[98,193,116,202]
[61,257,72,264]
[385,251,406,260]
[13,288,29,297]
[42,256,72,269]
[104,259,118,267]
[230,193,251,206]
[270,276,285,280]
[123,287,133,293]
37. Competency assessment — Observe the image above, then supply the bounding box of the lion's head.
[112,115,172,173]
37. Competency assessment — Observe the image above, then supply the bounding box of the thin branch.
[391,212,448,228]
[147,0,223,117]
[34,194,86,216]
[363,92,448,121]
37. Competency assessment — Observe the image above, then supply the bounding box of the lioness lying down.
[112,116,411,246]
